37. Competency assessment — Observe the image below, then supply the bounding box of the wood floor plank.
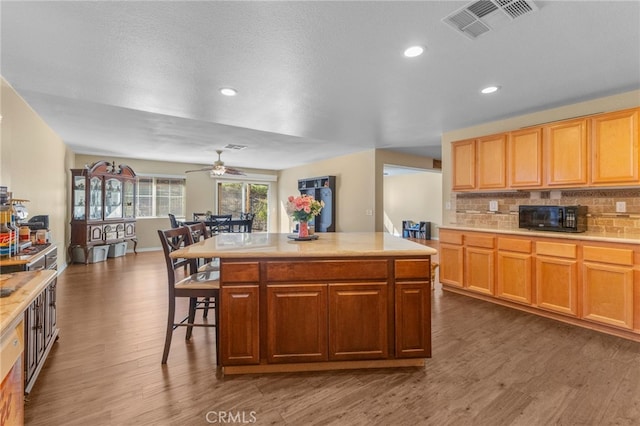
[23,248,640,425]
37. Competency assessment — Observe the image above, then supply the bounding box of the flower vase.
[298,221,309,238]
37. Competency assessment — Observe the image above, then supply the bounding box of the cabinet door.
[72,175,87,220]
[536,256,578,316]
[477,134,507,189]
[465,247,495,295]
[545,119,589,186]
[124,222,136,238]
[452,139,476,191]
[266,284,328,363]
[591,108,639,185]
[328,283,388,361]
[509,128,543,188]
[220,285,260,365]
[88,177,103,220]
[582,262,634,330]
[395,282,431,358]
[24,298,38,383]
[123,180,136,219]
[496,251,532,305]
[439,244,464,287]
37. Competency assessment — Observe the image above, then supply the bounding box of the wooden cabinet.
[70,160,137,263]
[267,284,328,363]
[22,246,58,394]
[545,118,589,187]
[438,230,464,288]
[441,229,640,339]
[509,128,543,188]
[220,285,260,365]
[395,281,431,358]
[477,134,507,190]
[464,233,495,295]
[328,283,388,361]
[496,237,533,305]
[535,241,579,317]
[581,245,634,330]
[220,255,431,373]
[590,108,640,185]
[452,139,476,191]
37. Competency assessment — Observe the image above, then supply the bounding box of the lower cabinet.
[582,245,635,329]
[496,237,533,305]
[220,257,432,369]
[440,230,640,339]
[23,278,58,393]
[535,241,579,317]
[220,285,260,365]
[328,282,388,361]
[267,284,328,363]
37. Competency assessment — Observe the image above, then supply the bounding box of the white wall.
[383,170,442,238]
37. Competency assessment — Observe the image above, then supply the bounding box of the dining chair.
[157,227,220,364]
[168,213,180,228]
[209,215,232,233]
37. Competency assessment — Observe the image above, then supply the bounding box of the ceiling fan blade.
[224,167,245,175]
[185,166,214,173]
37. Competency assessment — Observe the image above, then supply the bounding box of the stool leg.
[203,297,210,318]
[162,297,176,364]
[186,297,197,340]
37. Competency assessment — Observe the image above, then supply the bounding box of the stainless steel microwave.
[518,205,587,233]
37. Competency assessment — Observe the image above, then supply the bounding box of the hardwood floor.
[24,247,640,425]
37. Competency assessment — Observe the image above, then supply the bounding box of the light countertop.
[0,270,57,337]
[439,225,640,245]
[171,232,438,259]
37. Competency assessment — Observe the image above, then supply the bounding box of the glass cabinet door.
[89,177,103,220]
[73,176,86,220]
[105,178,123,219]
[123,180,135,219]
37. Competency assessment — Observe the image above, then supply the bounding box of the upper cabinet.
[509,128,543,188]
[590,108,639,186]
[477,134,507,190]
[545,118,589,187]
[451,139,476,191]
[451,106,640,192]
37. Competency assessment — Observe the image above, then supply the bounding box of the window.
[217,181,270,231]
[136,177,186,218]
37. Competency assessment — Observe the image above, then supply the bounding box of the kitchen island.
[171,232,437,374]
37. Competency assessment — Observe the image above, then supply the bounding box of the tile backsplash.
[452,188,640,234]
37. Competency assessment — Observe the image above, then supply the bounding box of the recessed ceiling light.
[481,85,500,94]
[403,46,424,58]
[220,87,237,96]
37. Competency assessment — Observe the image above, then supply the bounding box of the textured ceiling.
[2,1,639,172]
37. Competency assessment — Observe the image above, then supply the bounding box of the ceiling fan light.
[210,166,227,177]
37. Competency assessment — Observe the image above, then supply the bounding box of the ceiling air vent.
[442,0,537,40]
[223,144,247,150]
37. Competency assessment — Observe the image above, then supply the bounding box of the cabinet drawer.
[26,255,46,271]
[267,260,388,282]
[583,246,634,266]
[498,237,532,253]
[465,234,495,249]
[395,259,430,279]
[439,231,463,245]
[88,225,103,242]
[535,241,577,259]
[221,262,260,283]
[45,247,58,270]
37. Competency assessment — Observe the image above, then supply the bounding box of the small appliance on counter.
[519,205,587,233]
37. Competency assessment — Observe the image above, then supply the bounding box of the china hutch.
[69,160,137,263]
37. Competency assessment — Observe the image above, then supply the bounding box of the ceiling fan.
[185,150,245,176]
